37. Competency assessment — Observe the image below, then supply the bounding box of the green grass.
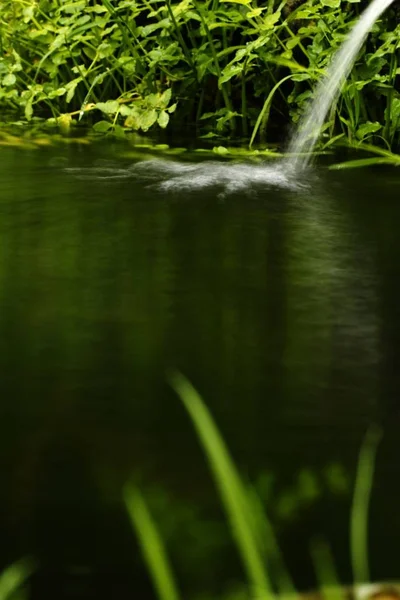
[124,485,181,600]
[350,425,382,584]
[124,372,383,600]
[329,142,400,169]
[0,376,385,600]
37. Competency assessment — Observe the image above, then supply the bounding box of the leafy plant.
[0,0,398,153]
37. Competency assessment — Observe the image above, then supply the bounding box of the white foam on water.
[65,158,306,196]
[131,158,309,196]
[154,161,296,194]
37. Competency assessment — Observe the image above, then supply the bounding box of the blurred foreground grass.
[0,375,385,600]
[125,373,383,600]
[0,559,35,600]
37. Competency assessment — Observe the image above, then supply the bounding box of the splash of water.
[287,0,395,170]
[136,159,300,195]
[65,159,305,196]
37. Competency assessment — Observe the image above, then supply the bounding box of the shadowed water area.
[0,144,399,599]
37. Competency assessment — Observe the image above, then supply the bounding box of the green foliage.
[0,0,399,151]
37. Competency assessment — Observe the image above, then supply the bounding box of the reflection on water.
[0,147,399,598]
[285,185,380,416]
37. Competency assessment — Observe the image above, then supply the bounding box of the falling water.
[287,0,396,170]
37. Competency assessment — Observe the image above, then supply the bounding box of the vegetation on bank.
[0,0,399,153]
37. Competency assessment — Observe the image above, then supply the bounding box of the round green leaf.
[157,111,170,129]
[139,109,157,131]
[2,74,16,87]
[93,120,113,132]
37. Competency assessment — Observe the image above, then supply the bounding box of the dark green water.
[0,144,399,599]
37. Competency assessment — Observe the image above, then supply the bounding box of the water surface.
[0,145,399,598]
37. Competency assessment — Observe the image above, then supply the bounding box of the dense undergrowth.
[0,0,399,152]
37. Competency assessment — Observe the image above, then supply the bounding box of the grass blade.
[124,485,181,600]
[249,74,294,149]
[329,157,398,169]
[350,424,382,584]
[0,559,35,600]
[246,485,296,596]
[169,371,275,600]
[310,538,345,600]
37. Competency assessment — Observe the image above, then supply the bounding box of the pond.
[0,142,399,599]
